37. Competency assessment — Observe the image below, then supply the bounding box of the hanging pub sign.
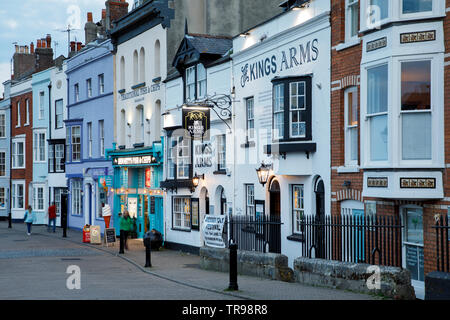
[183,107,210,140]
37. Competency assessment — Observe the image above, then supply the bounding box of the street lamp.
[256,163,271,187]
[192,173,204,189]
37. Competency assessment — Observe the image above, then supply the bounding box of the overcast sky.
[0,0,110,97]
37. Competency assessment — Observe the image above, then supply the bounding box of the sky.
[0,0,109,97]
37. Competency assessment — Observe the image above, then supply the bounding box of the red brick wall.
[10,91,33,210]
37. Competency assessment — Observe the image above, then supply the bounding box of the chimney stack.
[85,11,98,44]
[70,41,76,52]
[30,42,34,54]
[37,39,41,48]
[105,0,129,31]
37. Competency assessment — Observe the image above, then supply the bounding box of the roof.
[185,33,232,56]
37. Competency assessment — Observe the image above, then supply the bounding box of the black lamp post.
[256,164,271,187]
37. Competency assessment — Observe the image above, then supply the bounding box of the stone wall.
[200,247,294,282]
[294,257,416,300]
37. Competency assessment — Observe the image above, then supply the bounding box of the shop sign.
[240,39,319,88]
[120,85,157,101]
[202,215,226,249]
[195,143,213,168]
[367,177,388,188]
[183,108,210,140]
[400,178,436,189]
[145,168,152,188]
[113,156,157,166]
[367,37,387,52]
[400,30,436,44]
[98,176,113,189]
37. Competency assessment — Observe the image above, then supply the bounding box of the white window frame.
[197,63,207,99]
[99,74,105,95]
[55,99,63,129]
[16,101,20,127]
[33,185,45,212]
[185,66,196,102]
[167,136,176,180]
[0,113,5,138]
[87,78,92,98]
[345,86,359,166]
[74,83,79,102]
[177,136,190,180]
[87,122,93,158]
[71,179,83,216]
[0,187,5,207]
[99,120,105,157]
[361,0,391,32]
[71,126,81,162]
[12,137,25,169]
[245,184,255,217]
[273,83,285,140]
[361,60,390,168]
[217,134,226,171]
[33,131,46,163]
[289,81,307,139]
[346,0,360,42]
[246,97,255,140]
[292,185,305,235]
[0,151,5,177]
[25,99,30,126]
[39,91,45,120]
[12,180,25,210]
[173,197,191,230]
[400,0,434,19]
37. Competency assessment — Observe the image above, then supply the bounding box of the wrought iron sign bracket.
[186,94,232,130]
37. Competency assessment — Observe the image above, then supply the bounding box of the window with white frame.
[173,197,191,230]
[0,152,5,176]
[25,99,30,125]
[54,188,64,216]
[74,83,79,102]
[12,138,25,169]
[167,136,176,179]
[345,87,359,166]
[290,82,307,138]
[401,60,432,160]
[177,136,190,179]
[0,187,5,207]
[367,0,389,25]
[87,122,92,158]
[99,120,105,157]
[292,185,305,235]
[55,99,63,129]
[99,74,105,94]
[33,132,46,162]
[39,91,45,119]
[367,64,388,162]
[246,97,255,140]
[0,113,5,138]
[346,0,359,41]
[71,179,82,215]
[246,184,255,217]
[185,66,196,102]
[33,185,45,211]
[87,78,92,98]
[402,0,432,14]
[217,134,226,171]
[273,83,284,140]
[16,101,20,127]
[12,181,25,210]
[197,63,207,99]
[71,126,81,162]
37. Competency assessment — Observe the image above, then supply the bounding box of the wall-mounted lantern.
[256,163,271,187]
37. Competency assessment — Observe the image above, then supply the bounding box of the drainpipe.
[48,81,52,207]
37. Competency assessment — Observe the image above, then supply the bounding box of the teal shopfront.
[109,143,164,240]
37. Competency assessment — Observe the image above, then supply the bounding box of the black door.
[269,181,281,254]
[315,180,325,258]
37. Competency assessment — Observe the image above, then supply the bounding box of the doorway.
[315,179,325,258]
[269,179,281,254]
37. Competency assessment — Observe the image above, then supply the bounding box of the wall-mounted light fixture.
[256,163,271,187]
[192,173,205,189]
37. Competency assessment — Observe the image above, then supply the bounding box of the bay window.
[167,135,191,180]
[345,87,359,166]
[290,82,307,138]
[401,60,432,160]
[185,66,196,102]
[273,84,284,140]
[197,64,207,99]
[368,0,389,23]
[367,64,388,162]
[402,0,432,14]
[173,197,191,230]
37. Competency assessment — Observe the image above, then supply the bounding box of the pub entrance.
[269,179,281,254]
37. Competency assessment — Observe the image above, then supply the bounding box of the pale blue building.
[0,80,11,219]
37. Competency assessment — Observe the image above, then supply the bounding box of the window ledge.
[287,234,304,243]
[118,89,126,94]
[131,82,146,90]
[171,228,191,233]
[213,170,227,175]
[335,38,361,52]
[337,166,360,173]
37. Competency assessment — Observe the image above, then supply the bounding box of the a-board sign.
[202,215,226,248]
[105,228,116,244]
[90,225,102,244]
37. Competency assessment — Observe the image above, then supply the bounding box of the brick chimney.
[76,42,82,52]
[46,34,52,48]
[35,35,54,73]
[105,0,129,31]
[12,43,36,81]
[85,11,98,44]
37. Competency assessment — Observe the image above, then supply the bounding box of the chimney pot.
[15,45,19,53]
[46,34,51,48]
[30,42,34,54]
[70,41,76,52]
[41,38,46,48]
[87,12,93,22]
[76,42,82,52]
[102,9,106,19]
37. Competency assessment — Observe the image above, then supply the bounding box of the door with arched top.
[269,180,281,254]
[315,179,325,258]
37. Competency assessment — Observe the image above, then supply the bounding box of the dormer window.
[185,63,207,102]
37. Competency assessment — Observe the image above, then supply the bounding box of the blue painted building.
[31,68,52,224]
[0,80,11,218]
[65,39,115,234]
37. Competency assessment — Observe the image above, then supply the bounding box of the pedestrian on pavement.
[24,205,37,236]
[119,210,132,252]
[47,202,57,233]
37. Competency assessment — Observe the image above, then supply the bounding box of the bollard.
[119,231,125,254]
[228,241,238,291]
[63,225,67,238]
[8,212,11,229]
[143,231,152,267]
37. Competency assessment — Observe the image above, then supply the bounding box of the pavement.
[0,222,382,300]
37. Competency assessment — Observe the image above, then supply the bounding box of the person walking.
[23,205,37,236]
[119,210,132,254]
[47,202,57,233]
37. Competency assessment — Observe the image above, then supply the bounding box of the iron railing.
[300,215,404,267]
[228,215,282,254]
[433,215,449,272]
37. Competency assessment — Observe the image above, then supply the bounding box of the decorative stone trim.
[336,188,362,202]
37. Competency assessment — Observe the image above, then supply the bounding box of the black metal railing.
[228,215,282,254]
[433,215,449,272]
[300,215,404,267]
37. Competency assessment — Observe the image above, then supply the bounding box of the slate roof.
[185,33,232,56]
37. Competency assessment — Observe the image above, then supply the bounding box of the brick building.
[330,0,449,299]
